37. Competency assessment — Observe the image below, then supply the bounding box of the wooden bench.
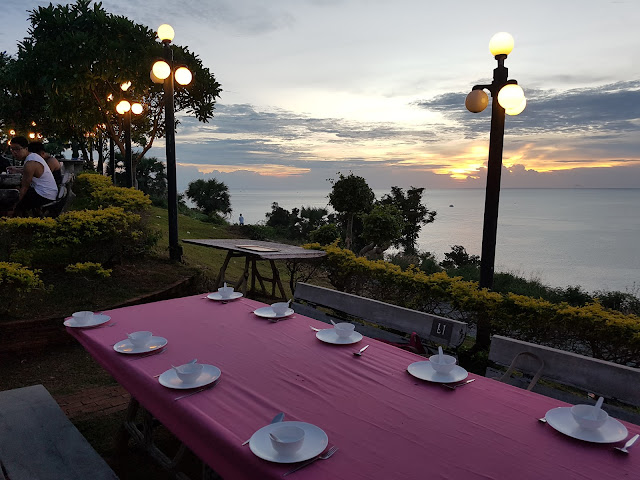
[488,335,640,423]
[292,282,468,351]
[0,384,118,480]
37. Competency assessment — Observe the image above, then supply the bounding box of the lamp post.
[466,32,526,291]
[151,24,193,262]
[115,82,143,188]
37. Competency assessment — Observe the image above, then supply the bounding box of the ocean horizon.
[224,187,639,295]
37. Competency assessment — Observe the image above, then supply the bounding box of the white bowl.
[429,353,457,374]
[269,425,305,455]
[334,322,355,338]
[218,286,235,299]
[571,404,609,430]
[128,331,153,348]
[271,302,290,316]
[72,311,94,325]
[174,363,204,383]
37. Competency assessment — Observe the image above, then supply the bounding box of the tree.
[136,156,167,203]
[359,205,405,257]
[1,0,221,184]
[440,245,480,269]
[379,186,436,254]
[185,178,231,217]
[328,173,375,250]
[299,206,329,239]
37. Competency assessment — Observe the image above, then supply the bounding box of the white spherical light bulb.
[489,32,514,56]
[497,84,525,111]
[152,60,171,80]
[131,103,143,115]
[116,100,131,115]
[505,97,526,116]
[157,24,175,42]
[465,90,489,113]
[174,67,193,86]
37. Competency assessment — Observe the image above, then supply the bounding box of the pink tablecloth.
[68,295,639,480]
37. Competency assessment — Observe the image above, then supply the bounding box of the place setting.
[542,396,630,444]
[206,282,243,302]
[253,300,295,321]
[246,414,335,473]
[315,320,363,345]
[113,330,168,355]
[155,359,222,399]
[64,310,113,328]
[407,347,472,388]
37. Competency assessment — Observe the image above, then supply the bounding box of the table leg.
[215,251,234,288]
[270,260,287,299]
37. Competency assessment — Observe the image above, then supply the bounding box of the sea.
[226,188,640,294]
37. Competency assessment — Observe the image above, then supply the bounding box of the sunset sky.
[2,0,639,191]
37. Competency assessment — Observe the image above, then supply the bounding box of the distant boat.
[449,204,454,207]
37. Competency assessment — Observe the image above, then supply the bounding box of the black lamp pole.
[162,41,182,262]
[124,110,133,188]
[472,55,514,290]
[109,136,115,184]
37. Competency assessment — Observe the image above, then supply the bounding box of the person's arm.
[18,162,37,201]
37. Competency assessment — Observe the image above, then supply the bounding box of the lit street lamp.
[115,82,143,188]
[466,32,526,291]
[151,24,193,262]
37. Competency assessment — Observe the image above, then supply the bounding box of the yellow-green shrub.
[65,262,112,278]
[73,173,151,212]
[309,243,640,367]
[0,262,44,317]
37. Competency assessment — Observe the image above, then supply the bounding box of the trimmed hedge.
[310,243,640,367]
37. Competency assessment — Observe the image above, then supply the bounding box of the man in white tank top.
[9,136,58,216]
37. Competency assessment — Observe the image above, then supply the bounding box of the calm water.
[227,188,640,294]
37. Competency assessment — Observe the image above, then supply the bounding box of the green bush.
[0,262,45,318]
[309,243,640,367]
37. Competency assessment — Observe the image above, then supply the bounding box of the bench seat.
[0,384,118,480]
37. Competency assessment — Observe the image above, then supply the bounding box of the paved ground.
[53,384,130,421]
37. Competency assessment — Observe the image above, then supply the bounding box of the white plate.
[64,314,111,328]
[158,364,222,390]
[316,329,363,345]
[207,292,243,301]
[249,421,328,464]
[113,336,168,354]
[545,407,628,443]
[253,307,295,319]
[407,361,468,384]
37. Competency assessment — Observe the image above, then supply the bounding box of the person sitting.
[9,136,58,217]
[29,141,62,186]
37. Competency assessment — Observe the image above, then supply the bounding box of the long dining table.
[67,294,639,480]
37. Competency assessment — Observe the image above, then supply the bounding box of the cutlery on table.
[173,381,218,401]
[353,345,369,356]
[538,417,547,423]
[615,434,639,454]
[442,378,475,390]
[282,446,339,476]
[242,412,285,445]
[309,326,321,332]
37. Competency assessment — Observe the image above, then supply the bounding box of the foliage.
[185,178,231,217]
[359,204,404,257]
[136,156,167,204]
[0,262,44,318]
[73,173,151,211]
[309,224,341,246]
[307,243,640,367]
[328,173,375,250]
[378,187,436,254]
[65,262,112,278]
[2,0,221,176]
[441,245,480,269]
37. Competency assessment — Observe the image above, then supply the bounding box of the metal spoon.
[353,345,370,356]
[615,434,639,454]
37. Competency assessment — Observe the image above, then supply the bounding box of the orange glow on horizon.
[178,162,310,177]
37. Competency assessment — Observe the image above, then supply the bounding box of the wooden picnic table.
[182,239,326,299]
